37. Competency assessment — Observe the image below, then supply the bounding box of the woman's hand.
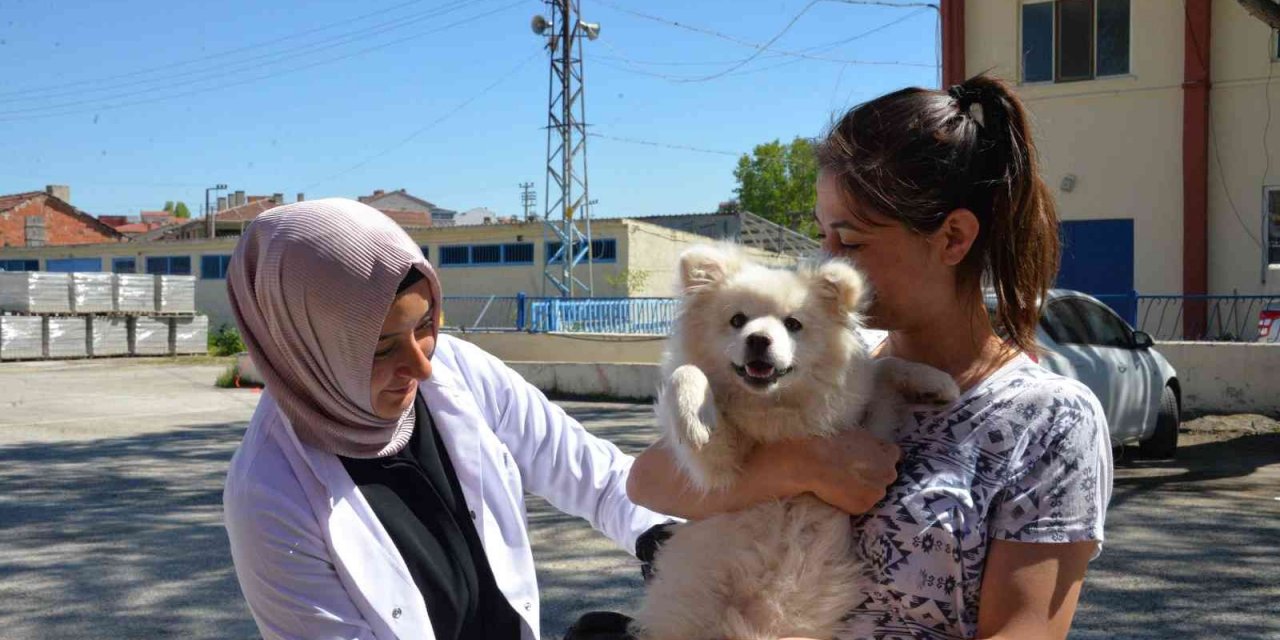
[627,428,900,520]
[766,427,901,515]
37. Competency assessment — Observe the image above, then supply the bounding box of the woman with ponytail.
[629,74,1111,639]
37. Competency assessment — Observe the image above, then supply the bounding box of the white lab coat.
[224,335,669,640]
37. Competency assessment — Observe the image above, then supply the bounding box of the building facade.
[0,187,123,262]
[943,0,1280,308]
[0,216,784,328]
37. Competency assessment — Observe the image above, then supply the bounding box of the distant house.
[358,189,456,227]
[139,195,284,242]
[0,186,123,251]
[454,207,518,226]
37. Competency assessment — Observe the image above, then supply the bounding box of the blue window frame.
[145,255,192,275]
[438,243,535,267]
[111,257,137,274]
[503,243,534,264]
[0,259,38,272]
[201,255,232,280]
[440,246,470,266]
[545,238,617,264]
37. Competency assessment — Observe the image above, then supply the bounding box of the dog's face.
[675,245,867,397]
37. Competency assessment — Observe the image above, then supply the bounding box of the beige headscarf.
[227,198,442,458]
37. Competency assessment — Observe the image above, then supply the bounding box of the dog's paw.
[903,369,961,405]
[669,364,716,449]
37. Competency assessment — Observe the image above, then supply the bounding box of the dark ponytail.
[815,73,1059,353]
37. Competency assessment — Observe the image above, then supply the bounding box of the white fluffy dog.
[631,244,959,640]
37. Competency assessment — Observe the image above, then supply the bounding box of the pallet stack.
[0,272,208,361]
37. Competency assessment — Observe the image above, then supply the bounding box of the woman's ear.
[933,208,981,267]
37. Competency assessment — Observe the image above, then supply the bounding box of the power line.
[595,0,934,71]
[0,1,525,122]
[0,0,495,114]
[676,0,824,82]
[0,0,436,100]
[588,132,740,156]
[301,53,539,191]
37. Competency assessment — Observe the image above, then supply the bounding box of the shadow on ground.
[0,422,258,639]
[1072,433,1280,640]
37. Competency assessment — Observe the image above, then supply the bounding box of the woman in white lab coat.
[221,198,672,640]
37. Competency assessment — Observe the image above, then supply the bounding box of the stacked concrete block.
[44,316,88,359]
[129,316,171,356]
[114,274,156,313]
[70,273,116,313]
[88,316,129,357]
[0,272,72,313]
[155,275,196,314]
[0,315,43,360]
[171,315,209,355]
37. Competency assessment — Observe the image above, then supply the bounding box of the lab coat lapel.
[275,399,435,639]
[418,364,484,541]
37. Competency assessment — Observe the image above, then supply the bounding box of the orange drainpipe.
[940,0,965,87]
[1183,0,1211,338]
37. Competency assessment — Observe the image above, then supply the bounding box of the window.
[440,246,470,266]
[111,257,137,274]
[472,244,502,264]
[545,238,617,264]
[438,243,534,267]
[0,259,38,272]
[1043,298,1132,347]
[420,246,430,260]
[1268,188,1280,267]
[145,255,192,275]
[503,243,534,264]
[1021,0,1129,84]
[201,255,232,280]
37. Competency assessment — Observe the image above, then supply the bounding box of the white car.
[1009,290,1181,458]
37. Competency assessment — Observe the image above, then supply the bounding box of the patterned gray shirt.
[841,355,1113,640]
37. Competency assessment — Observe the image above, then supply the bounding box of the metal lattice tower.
[533,1,599,297]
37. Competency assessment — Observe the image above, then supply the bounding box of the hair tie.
[948,84,986,128]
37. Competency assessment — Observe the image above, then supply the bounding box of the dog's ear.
[815,259,866,313]
[678,245,740,293]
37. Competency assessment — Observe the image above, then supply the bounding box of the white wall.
[966,0,1186,295]
[1158,341,1280,414]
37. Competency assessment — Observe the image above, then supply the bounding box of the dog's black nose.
[746,334,772,352]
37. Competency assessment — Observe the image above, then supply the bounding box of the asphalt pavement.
[0,359,1275,639]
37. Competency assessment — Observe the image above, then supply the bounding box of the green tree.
[732,137,819,237]
[173,201,191,219]
[163,201,174,213]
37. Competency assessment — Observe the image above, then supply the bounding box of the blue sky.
[0,0,938,219]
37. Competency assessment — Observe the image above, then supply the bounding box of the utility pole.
[205,183,227,239]
[532,1,600,297]
[519,182,537,220]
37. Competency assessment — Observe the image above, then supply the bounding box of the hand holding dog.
[768,427,901,515]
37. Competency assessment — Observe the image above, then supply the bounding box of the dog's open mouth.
[732,361,793,387]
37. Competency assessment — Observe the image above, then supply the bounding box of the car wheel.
[1138,385,1179,459]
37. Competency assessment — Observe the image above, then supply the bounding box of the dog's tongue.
[746,362,775,378]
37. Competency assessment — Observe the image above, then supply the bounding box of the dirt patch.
[1179,412,1280,447]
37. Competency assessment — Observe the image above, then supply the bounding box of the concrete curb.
[507,361,661,402]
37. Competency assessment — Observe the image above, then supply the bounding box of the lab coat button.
[392,607,402,619]
[470,510,476,520]
[524,602,532,611]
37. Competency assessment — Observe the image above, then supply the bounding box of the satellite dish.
[579,21,601,40]
[531,14,549,35]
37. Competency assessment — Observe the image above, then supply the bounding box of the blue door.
[1057,219,1135,324]
[45,258,103,273]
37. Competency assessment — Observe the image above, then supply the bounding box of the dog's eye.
[784,317,803,332]
[730,313,747,329]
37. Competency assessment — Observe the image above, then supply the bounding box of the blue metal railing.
[441,292,1280,341]
[527,297,678,334]
[440,295,677,334]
